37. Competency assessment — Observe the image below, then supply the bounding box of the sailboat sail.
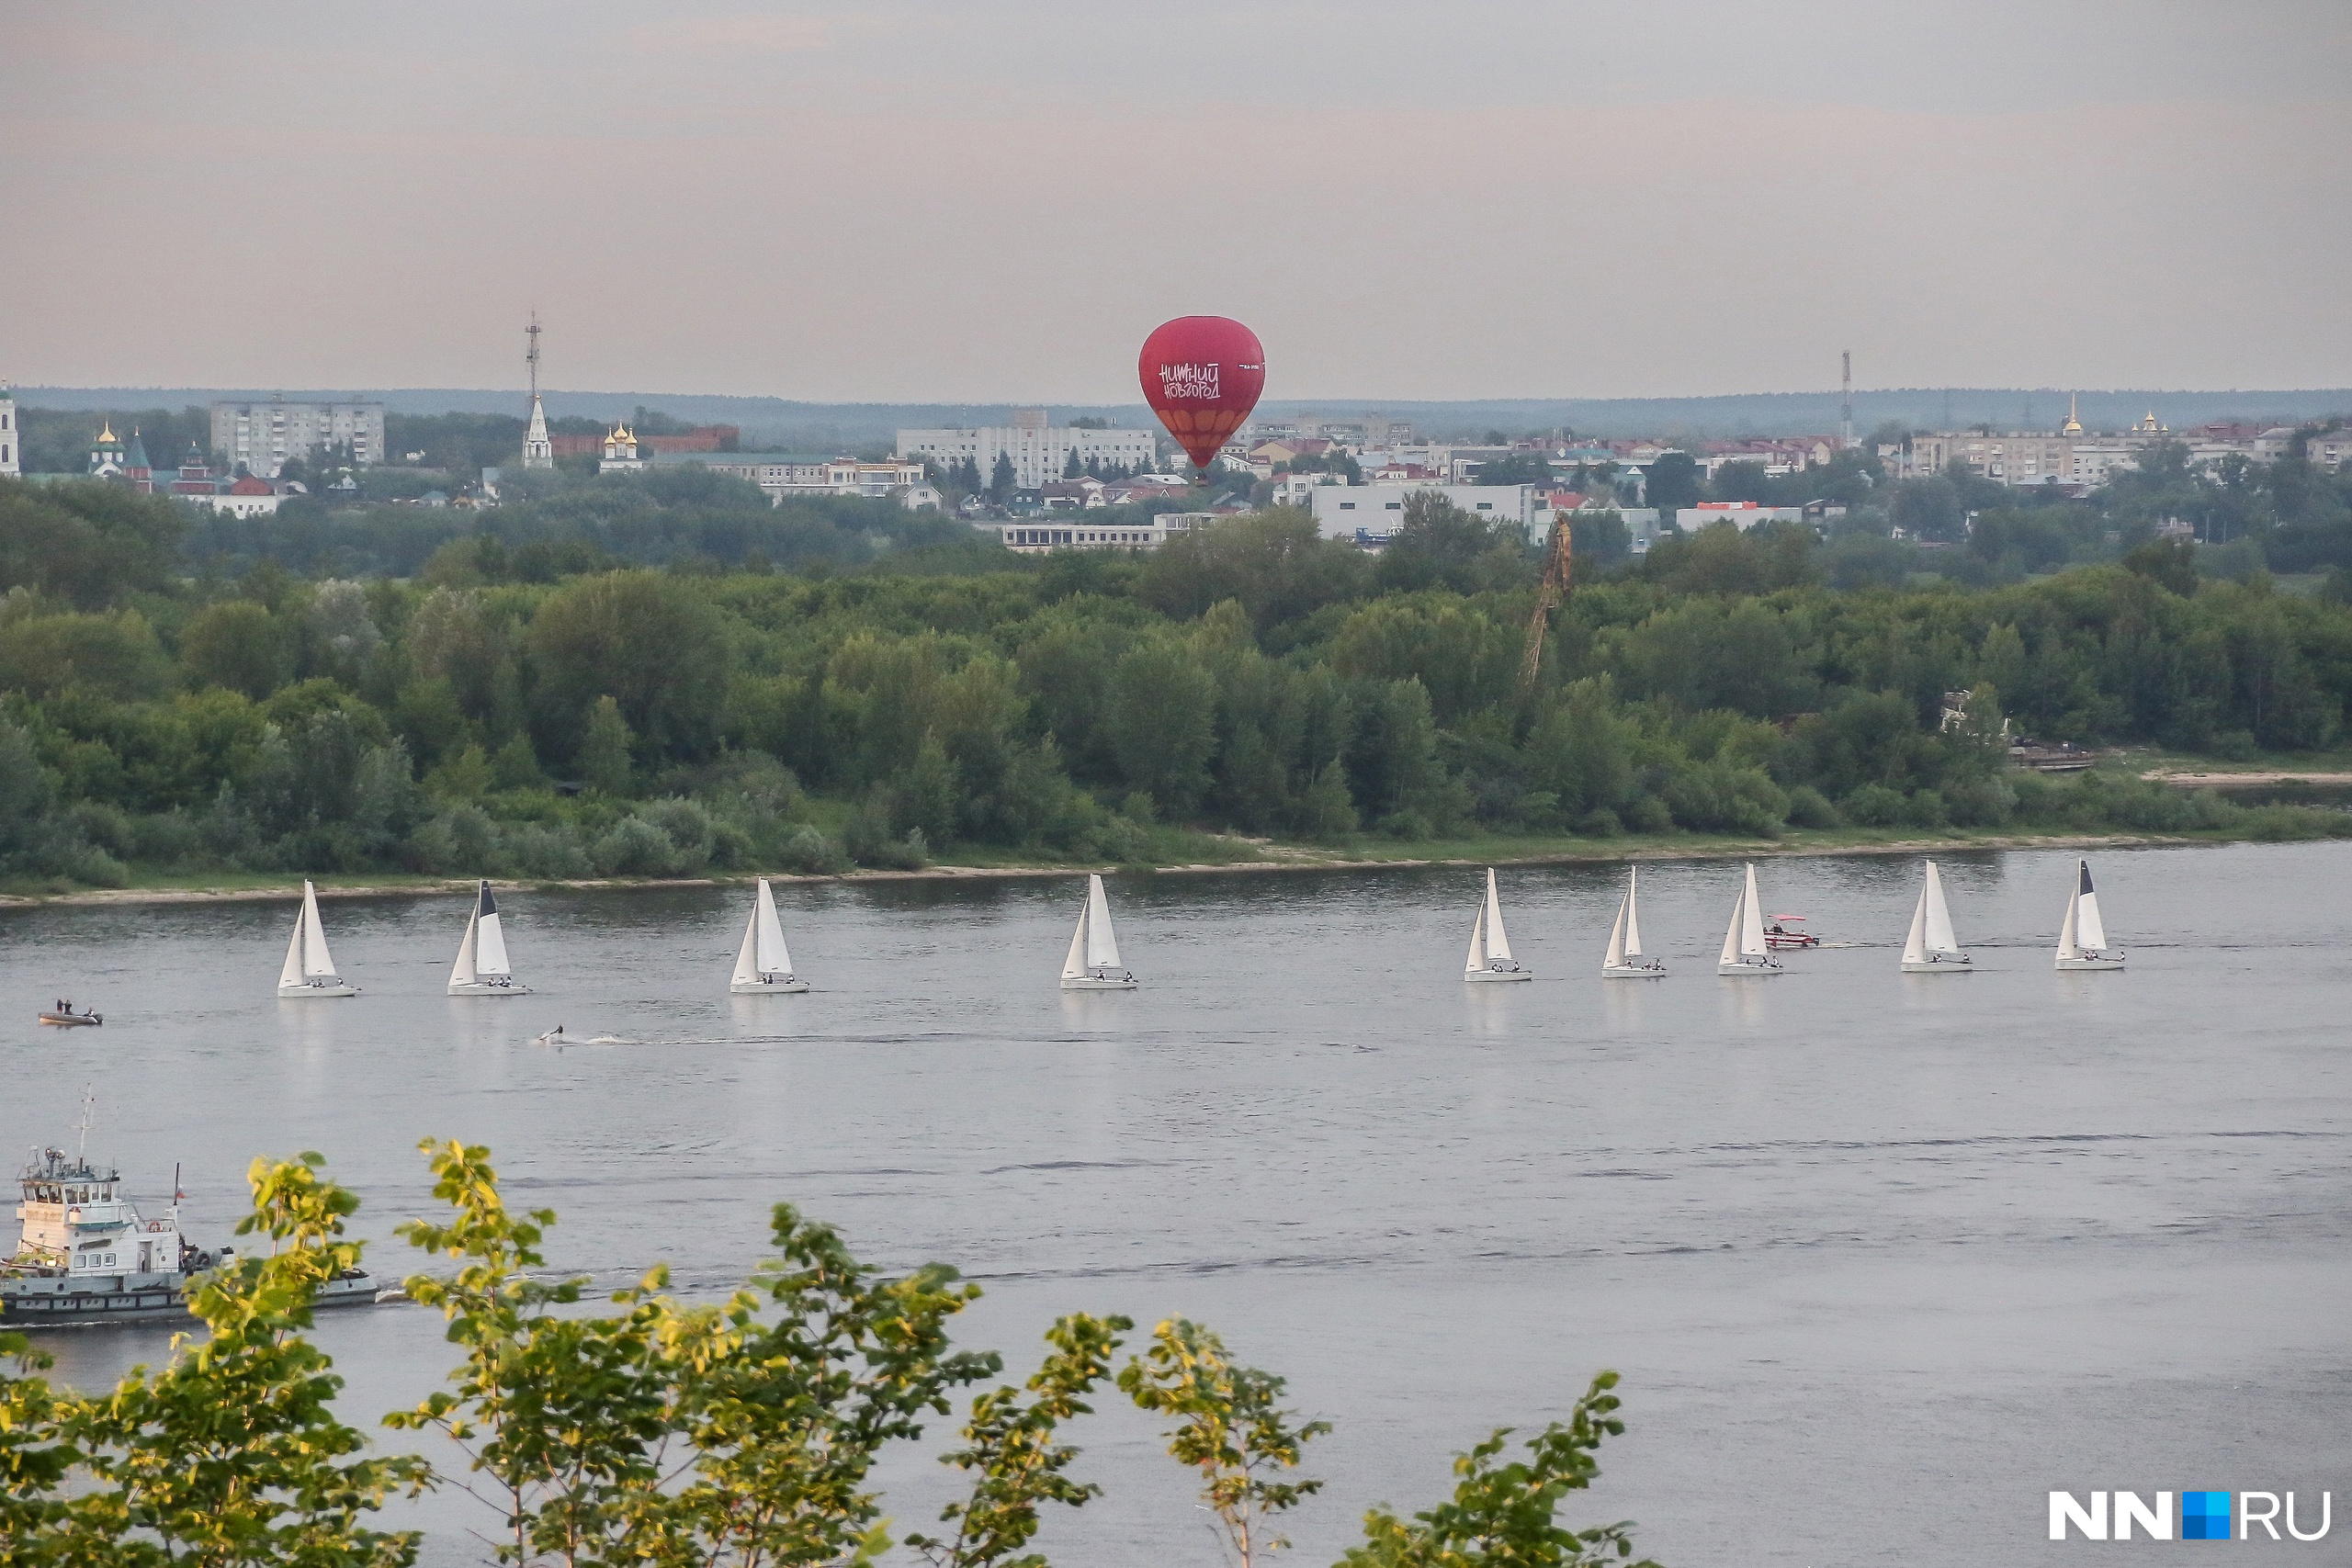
[2057,886,2082,962]
[754,879,790,976]
[1718,876,1744,967]
[279,906,307,990]
[2073,862,2108,951]
[1482,869,1513,962]
[1061,907,1089,980]
[472,883,512,976]
[1465,903,1488,973]
[1903,885,1930,966]
[1738,864,1770,958]
[1922,862,1960,953]
[300,882,338,978]
[1623,866,1644,958]
[1603,896,1628,970]
[448,908,479,988]
[1083,874,1122,969]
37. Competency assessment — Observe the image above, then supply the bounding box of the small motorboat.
[1762,914,1820,950]
[37,1005,102,1028]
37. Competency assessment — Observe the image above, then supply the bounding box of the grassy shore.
[3,818,2327,909]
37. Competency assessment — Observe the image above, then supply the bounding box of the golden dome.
[2060,394,2082,435]
[97,421,118,444]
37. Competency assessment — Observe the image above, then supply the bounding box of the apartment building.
[209,398,385,474]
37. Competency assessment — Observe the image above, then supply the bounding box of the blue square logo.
[2183,1491,2233,1540]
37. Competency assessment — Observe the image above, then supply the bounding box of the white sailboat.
[277,880,358,998]
[1717,863,1783,976]
[1600,865,1665,978]
[447,880,530,996]
[1060,874,1136,989]
[1464,867,1532,983]
[730,878,808,994]
[1900,860,1973,972]
[2055,858,2125,971]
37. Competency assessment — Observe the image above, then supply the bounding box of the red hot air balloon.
[1138,316,1265,471]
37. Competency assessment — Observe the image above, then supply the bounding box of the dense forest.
[4,434,2352,888]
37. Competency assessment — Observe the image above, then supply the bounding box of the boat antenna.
[73,1084,96,1161]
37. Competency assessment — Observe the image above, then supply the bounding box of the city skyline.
[5,1,2350,401]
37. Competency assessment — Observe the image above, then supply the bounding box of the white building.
[0,383,17,478]
[598,425,645,472]
[1677,502,1805,531]
[993,513,1211,554]
[659,453,937,508]
[522,395,553,470]
[897,408,1161,489]
[210,398,385,474]
[1307,483,1541,542]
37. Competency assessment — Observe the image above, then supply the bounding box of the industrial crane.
[1516,510,1575,698]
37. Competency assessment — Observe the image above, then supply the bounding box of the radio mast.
[1840,350,1854,449]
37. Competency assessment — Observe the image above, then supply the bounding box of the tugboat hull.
[2,1270,387,1329]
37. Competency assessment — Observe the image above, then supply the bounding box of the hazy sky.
[6,1,2349,401]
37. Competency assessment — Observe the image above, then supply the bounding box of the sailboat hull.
[1464,967,1532,984]
[277,981,358,998]
[447,980,532,997]
[1901,955,1972,974]
[1060,975,1137,990]
[1601,963,1666,979]
[2056,954,2125,971]
[731,976,811,994]
[1717,960,1783,976]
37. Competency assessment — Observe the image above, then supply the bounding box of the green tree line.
[1,1144,1657,1568]
[5,476,2352,889]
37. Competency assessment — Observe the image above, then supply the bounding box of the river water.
[6,842,2348,1566]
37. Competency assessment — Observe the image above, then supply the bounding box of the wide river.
[6,842,2347,1566]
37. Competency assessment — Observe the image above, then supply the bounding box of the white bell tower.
[522,313,554,470]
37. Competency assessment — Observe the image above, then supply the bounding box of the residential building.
[0,384,17,478]
[1272,470,1344,508]
[209,398,385,474]
[896,408,1160,489]
[993,513,1210,554]
[1906,431,2077,485]
[1307,483,1541,542]
[2304,428,2352,470]
[653,452,936,508]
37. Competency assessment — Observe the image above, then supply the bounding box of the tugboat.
[2,1143,385,1330]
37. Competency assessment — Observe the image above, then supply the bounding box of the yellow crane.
[1517,511,1574,698]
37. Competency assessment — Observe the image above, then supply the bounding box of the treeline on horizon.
[4,437,2352,889]
[17,386,2352,446]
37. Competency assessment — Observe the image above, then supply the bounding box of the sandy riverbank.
[0,829,2202,910]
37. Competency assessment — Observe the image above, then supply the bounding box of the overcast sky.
[6,1,2348,402]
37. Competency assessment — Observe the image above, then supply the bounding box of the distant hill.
[17,385,2351,446]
